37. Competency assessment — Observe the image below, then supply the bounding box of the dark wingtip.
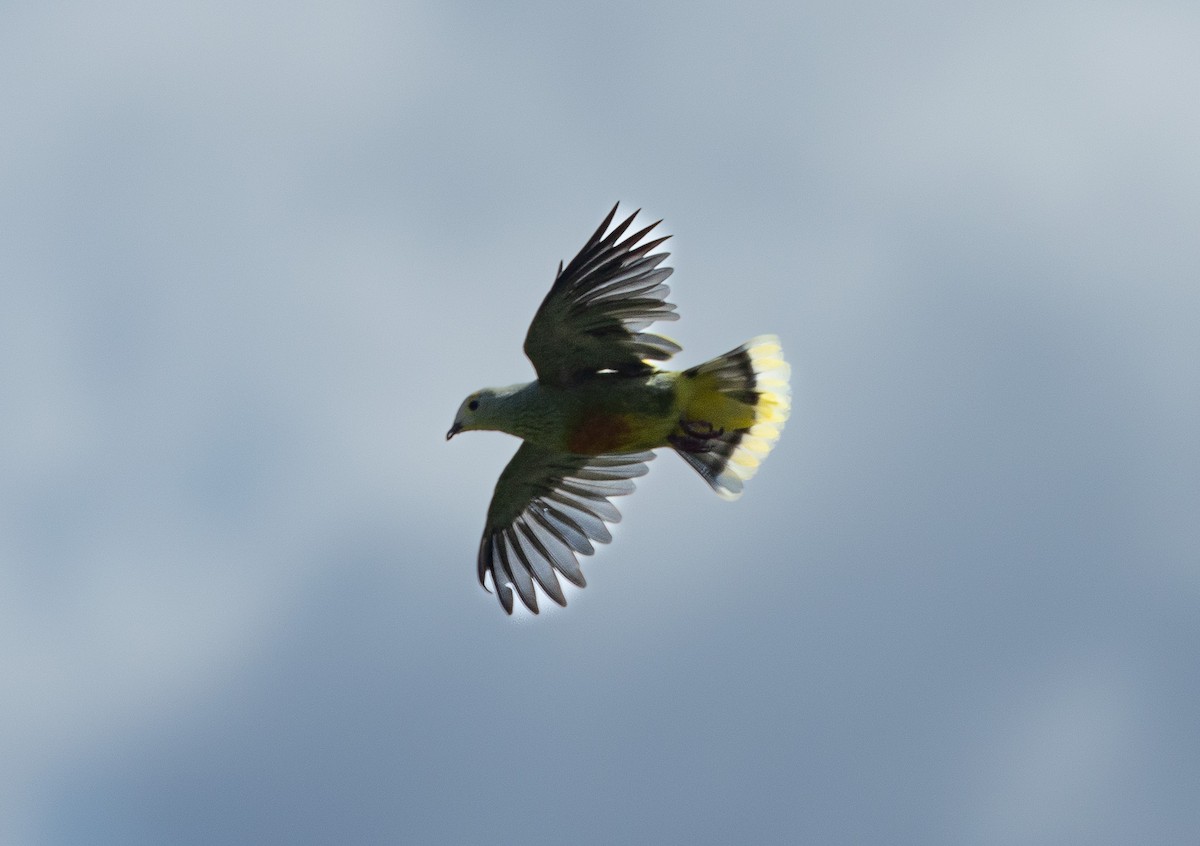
[598,203,620,232]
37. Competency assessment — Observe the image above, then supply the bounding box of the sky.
[2,1,1198,843]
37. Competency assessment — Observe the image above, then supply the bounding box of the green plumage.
[447,205,790,614]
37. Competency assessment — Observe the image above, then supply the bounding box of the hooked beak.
[446,421,463,440]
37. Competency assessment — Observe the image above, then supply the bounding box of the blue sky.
[2,1,1198,843]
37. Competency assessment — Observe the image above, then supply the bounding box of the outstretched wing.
[524,204,680,385]
[478,443,654,614]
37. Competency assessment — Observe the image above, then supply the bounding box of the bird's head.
[446,388,502,440]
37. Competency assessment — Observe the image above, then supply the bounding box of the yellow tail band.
[675,335,791,499]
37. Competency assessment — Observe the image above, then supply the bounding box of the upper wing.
[524,204,680,385]
[478,442,654,614]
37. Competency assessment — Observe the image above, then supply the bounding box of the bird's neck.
[482,381,561,446]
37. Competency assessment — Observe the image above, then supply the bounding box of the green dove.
[448,204,791,614]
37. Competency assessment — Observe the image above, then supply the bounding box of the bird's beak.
[446,422,463,440]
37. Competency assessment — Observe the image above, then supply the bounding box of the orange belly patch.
[566,412,636,455]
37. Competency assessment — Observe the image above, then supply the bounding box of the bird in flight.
[447,205,791,614]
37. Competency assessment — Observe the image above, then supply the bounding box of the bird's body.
[468,373,678,454]
[447,205,791,614]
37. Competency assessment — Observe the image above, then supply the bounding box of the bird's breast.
[544,374,680,455]
[565,412,640,455]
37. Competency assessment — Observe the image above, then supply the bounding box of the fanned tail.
[671,335,791,499]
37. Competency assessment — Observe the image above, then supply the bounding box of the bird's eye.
[468,399,480,411]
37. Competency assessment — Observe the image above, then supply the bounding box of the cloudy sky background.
[3,1,1198,843]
